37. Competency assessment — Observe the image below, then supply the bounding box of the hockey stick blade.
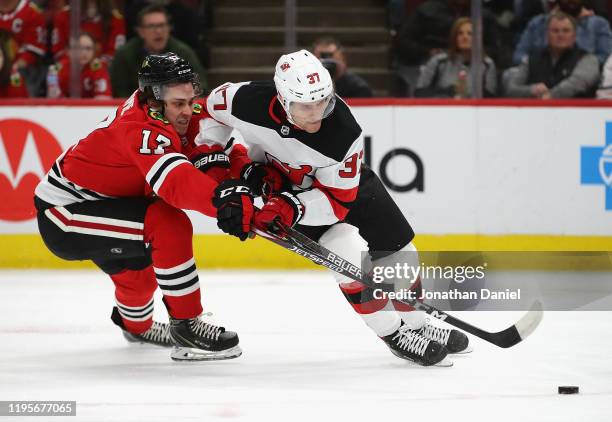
[252,222,543,349]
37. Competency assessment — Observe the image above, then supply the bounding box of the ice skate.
[418,320,472,354]
[111,306,173,347]
[169,313,242,361]
[382,323,452,367]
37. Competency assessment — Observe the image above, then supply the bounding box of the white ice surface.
[0,270,610,422]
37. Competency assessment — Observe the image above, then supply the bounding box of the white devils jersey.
[197,81,364,226]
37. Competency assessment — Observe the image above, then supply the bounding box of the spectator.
[506,12,600,98]
[0,30,28,97]
[396,0,499,66]
[596,52,612,97]
[0,0,46,95]
[513,0,612,65]
[415,18,497,98]
[51,0,126,64]
[49,32,112,99]
[312,37,373,98]
[110,3,206,97]
[394,0,499,95]
[0,0,45,69]
[124,0,211,66]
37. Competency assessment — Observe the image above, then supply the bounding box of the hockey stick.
[252,222,543,349]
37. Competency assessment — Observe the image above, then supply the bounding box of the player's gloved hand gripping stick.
[252,219,543,349]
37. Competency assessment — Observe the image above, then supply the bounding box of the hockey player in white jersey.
[197,50,470,366]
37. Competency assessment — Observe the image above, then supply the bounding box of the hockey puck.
[558,386,579,394]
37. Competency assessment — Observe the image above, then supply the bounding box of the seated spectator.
[506,12,600,98]
[124,0,211,59]
[415,18,497,98]
[0,0,46,95]
[51,0,126,65]
[47,32,112,99]
[0,29,28,97]
[596,53,612,97]
[394,0,499,95]
[312,37,373,98]
[513,0,612,65]
[110,4,206,97]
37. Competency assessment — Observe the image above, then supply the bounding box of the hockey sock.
[339,281,401,337]
[144,200,203,319]
[111,266,157,334]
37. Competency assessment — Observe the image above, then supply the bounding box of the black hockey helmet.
[138,52,202,101]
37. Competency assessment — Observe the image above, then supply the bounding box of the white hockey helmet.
[274,49,336,125]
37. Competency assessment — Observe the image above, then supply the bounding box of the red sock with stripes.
[111,266,157,334]
[144,200,203,320]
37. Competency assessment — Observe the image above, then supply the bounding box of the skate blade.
[170,345,242,361]
[390,349,454,367]
[450,345,474,355]
[122,332,173,348]
[434,357,454,367]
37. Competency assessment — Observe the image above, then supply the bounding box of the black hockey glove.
[241,162,289,200]
[212,179,254,241]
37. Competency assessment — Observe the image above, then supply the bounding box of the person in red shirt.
[51,0,126,63]
[53,32,112,98]
[0,0,45,69]
[34,53,252,361]
[0,29,27,97]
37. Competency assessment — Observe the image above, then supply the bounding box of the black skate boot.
[169,313,242,361]
[418,320,472,354]
[111,306,172,347]
[382,323,451,367]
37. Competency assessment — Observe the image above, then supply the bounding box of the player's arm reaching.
[127,55,252,219]
[253,136,363,230]
[201,82,292,194]
[125,123,218,218]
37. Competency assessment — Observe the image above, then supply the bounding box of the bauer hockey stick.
[252,221,543,349]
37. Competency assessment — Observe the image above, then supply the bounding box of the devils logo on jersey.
[265,152,313,186]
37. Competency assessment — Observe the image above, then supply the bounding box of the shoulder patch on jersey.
[10,72,22,87]
[30,2,43,13]
[90,58,102,71]
[148,109,170,124]
[192,103,203,114]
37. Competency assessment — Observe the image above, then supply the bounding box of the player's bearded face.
[289,95,333,133]
[162,83,195,136]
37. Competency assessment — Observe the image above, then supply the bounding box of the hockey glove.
[253,191,304,230]
[241,162,289,200]
[212,179,254,241]
[188,145,231,183]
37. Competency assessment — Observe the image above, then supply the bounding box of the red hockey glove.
[212,179,254,241]
[253,191,304,230]
[241,162,289,200]
[188,145,230,182]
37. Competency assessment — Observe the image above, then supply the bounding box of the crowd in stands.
[0,0,207,99]
[391,0,612,98]
[1,0,612,99]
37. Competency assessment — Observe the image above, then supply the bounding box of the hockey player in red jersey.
[199,50,471,366]
[34,53,251,361]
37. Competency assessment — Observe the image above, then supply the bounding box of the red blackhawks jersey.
[0,0,46,65]
[56,56,112,98]
[51,6,126,59]
[198,81,364,226]
[35,92,219,218]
